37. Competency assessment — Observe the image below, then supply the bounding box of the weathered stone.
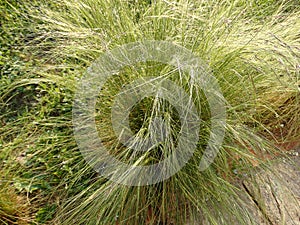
[242,149,300,225]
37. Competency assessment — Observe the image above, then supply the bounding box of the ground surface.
[242,148,300,225]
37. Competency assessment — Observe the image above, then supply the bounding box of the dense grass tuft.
[1,0,299,224]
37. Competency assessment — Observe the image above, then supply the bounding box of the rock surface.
[242,148,300,225]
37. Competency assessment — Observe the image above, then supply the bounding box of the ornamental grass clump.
[0,0,299,224]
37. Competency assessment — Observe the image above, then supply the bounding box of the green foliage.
[36,204,57,224]
[0,0,299,224]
